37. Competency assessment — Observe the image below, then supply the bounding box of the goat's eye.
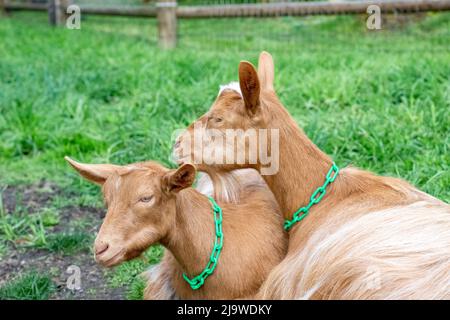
[207,116,222,123]
[139,196,153,203]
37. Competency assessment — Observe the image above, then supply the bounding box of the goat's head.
[174,51,283,175]
[65,157,196,267]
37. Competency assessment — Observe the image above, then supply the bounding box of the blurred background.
[0,0,449,299]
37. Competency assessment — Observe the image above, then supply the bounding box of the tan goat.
[174,52,450,299]
[65,157,287,299]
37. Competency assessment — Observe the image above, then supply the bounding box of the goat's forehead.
[103,168,160,193]
[218,81,242,97]
[213,88,243,112]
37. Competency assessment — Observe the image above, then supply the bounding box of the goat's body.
[172,51,449,299]
[144,169,287,300]
[258,167,450,299]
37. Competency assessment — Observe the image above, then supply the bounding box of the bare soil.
[0,181,126,300]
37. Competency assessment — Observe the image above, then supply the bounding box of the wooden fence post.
[1,0,7,16]
[157,0,177,49]
[48,0,71,26]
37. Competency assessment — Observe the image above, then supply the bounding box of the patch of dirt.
[0,248,124,300]
[53,205,105,233]
[0,181,125,300]
[1,180,58,214]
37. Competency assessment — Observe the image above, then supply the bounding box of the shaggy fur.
[219,81,242,97]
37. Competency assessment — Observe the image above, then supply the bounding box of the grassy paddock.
[0,11,449,299]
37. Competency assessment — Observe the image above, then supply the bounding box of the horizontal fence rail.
[4,0,450,17]
[4,2,48,11]
[2,0,450,48]
[78,5,157,17]
[177,0,450,18]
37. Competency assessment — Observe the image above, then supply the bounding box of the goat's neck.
[262,101,333,219]
[162,188,217,277]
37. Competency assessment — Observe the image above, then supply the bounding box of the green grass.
[0,271,55,300]
[127,277,147,300]
[108,246,164,299]
[0,206,48,248]
[44,232,92,255]
[0,188,90,253]
[0,11,449,299]
[39,208,60,227]
[0,207,91,253]
[0,12,448,200]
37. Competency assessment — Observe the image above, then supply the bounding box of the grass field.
[0,11,449,299]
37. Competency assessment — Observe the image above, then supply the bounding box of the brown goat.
[65,157,287,299]
[174,52,450,299]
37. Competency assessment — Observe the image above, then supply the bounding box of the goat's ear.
[162,163,197,194]
[64,156,126,185]
[239,61,260,116]
[258,51,274,91]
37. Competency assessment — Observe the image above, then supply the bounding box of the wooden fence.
[2,0,450,48]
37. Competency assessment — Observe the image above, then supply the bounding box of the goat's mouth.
[171,145,183,163]
[95,248,126,268]
[171,147,189,166]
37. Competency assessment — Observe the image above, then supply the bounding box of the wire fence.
[2,0,450,52]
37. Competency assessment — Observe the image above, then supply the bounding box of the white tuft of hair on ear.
[195,169,266,204]
[219,82,242,97]
[195,172,214,197]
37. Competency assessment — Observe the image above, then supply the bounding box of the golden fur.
[175,51,450,299]
[65,157,287,299]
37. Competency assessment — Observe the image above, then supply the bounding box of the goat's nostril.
[95,242,109,256]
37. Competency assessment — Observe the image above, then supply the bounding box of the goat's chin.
[96,246,148,268]
[97,231,159,268]
[96,248,126,268]
[124,246,149,262]
[171,146,190,166]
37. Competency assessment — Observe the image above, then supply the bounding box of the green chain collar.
[183,196,224,290]
[182,165,338,288]
[284,163,339,231]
